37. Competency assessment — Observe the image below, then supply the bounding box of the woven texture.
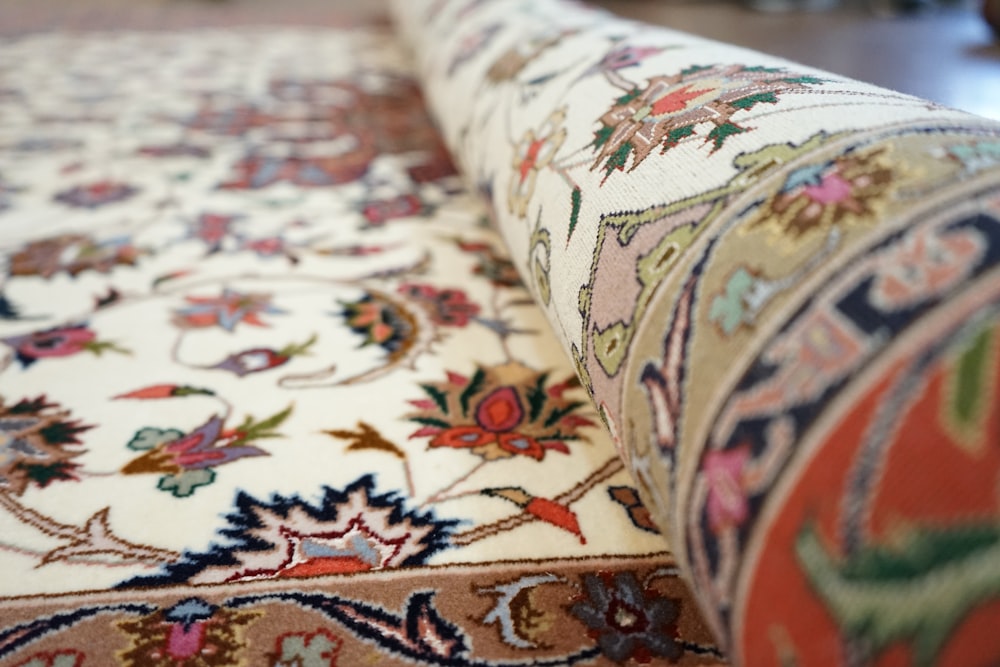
[392,0,1000,664]
[0,26,721,666]
[2,1,1000,665]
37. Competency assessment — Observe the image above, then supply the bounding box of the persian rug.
[1,1,1000,666]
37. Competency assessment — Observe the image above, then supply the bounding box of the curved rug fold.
[391,0,1000,664]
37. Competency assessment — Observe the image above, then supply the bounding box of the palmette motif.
[394,0,1000,664]
[0,24,719,667]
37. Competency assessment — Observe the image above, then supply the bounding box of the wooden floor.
[592,0,1000,121]
[0,0,997,121]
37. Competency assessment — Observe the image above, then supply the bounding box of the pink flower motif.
[703,445,751,533]
[1,324,125,368]
[803,172,855,206]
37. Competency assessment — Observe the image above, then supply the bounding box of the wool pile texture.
[1,1,999,666]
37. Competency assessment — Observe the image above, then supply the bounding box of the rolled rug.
[391,1,1000,665]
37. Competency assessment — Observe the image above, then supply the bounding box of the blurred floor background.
[0,0,997,120]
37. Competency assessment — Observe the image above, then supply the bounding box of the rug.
[0,1,999,665]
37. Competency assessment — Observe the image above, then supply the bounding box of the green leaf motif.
[568,187,582,242]
[707,122,746,151]
[527,373,549,423]
[782,75,825,85]
[592,124,614,149]
[421,384,450,414]
[172,385,215,397]
[158,468,216,497]
[614,87,642,106]
[952,327,992,427]
[741,65,783,74]
[232,404,293,445]
[275,632,341,667]
[796,521,1000,666]
[19,462,76,488]
[127,427,184,451]
[664,125,696,149]
[544,401,583,428]
[730,91,778,111]
[680,64,712,76]
[409,416,451,429]
[460,368,486,416]
[278,333,318,358]
[708,267,756,335]
[604,141,633,176]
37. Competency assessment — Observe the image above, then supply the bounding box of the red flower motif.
[407,363,595,461]
[397,283,480,327]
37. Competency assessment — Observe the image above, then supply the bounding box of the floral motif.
[189,213,238,252]
[945,139,1000,175]
[3,324,128,368]
[486,31,571,84]
[173,289,284,331]
[480,574,561,650]
[52,180,139,208]
[242,236,296,262]
[272,629,342,667]
[569,571,682,664]
[121,407,290,497]
[397,283,480,327]
[9,233,140,279]
[0,396,90,496]
[194,77,453,190]
[360,193,428,228]
[211,335,316,376]
[456,241,523,288]
[608,486,661,534]
[116,598,259,666]
[340,291,417,356]
[484,487,585,542]
[748,148,894,237]
[124,475,455,586]
[702,445,751,533]
[592,64,823,179]
[508,108,566,218]
[219,155,369,190]
[407,363,595,461]
[592,44,665,75]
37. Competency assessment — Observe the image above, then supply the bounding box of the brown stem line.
[0,492,180,566]
[423,460,487,507]
[450,455,625,546]
[0,491,78,540]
